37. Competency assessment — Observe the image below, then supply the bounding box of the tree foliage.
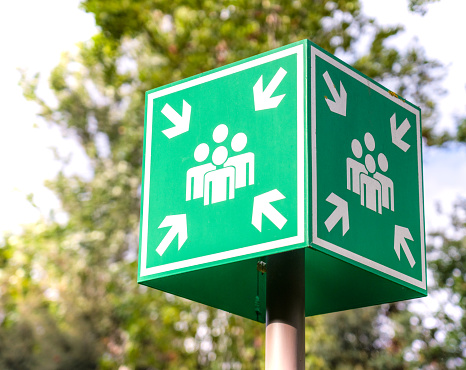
[0,0,453,368]
[417,199,466,368]
[408,0,440,15]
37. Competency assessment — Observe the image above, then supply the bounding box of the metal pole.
[265,248,305,370]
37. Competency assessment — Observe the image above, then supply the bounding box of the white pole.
[265,249,305,370]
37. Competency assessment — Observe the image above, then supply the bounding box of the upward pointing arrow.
[325,193,349,236]
[156,214,188,256]
[394,225,415,268]
[253,67,287,111]
[161,100,191,139]
[390,113,411,152]
[323,71,347,116]
[252,189,287,232]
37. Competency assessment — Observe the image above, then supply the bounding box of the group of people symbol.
[346,132,394,214]
[186,124,254,205]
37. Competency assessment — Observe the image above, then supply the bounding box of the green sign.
[138,40,426,322]
[311,46,426,292]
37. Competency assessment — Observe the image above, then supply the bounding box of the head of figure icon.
[213,124,228,143]
[364,132,375,152]
[351,139,363,159]
[365,154,376,174]
[378,153,388,172]
[194,143,209,162]
[231,133,247,152]
[212,146,228,165]
[210,124,230,166]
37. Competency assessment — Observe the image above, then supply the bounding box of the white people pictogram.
[374,153,394,211]
[346,132,394,214]
[204,124,236,205]
[347,138,368,195]
[186,143,216,201]
[186,124,255,206]
[224,132,254,188]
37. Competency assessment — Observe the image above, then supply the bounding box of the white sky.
[0,0,96,234]
[0,0,465,237]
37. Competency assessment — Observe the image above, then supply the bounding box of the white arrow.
[156,214,188,256]
[323,71,347,116]
[390,113,411,152]
[394,225,415,268]
[253,67,287,111]
[252,189,287,232]
[161,100,191,139]
[324,193,349,236]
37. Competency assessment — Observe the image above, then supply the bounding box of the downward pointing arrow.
[390,113,411,152]
[253,67,287,111]
[252,189,287,232]
[323,71,347,116]
[156,214,188,256]
[161,100,191,139]
[394,225,415,268]
[325,193,349,235]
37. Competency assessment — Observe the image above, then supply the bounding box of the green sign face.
[139,40,426,322]
[140,44,306,280]
[311,47,426,292]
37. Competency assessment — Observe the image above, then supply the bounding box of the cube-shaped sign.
[138,40,426,322]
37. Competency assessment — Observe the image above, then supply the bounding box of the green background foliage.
[1,0,464,368]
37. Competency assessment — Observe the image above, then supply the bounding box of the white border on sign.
[140,44,305,278]
[311,46,426,290]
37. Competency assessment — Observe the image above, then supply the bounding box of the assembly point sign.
[138,40,426,322]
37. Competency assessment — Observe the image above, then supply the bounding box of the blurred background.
[1,0,465,368]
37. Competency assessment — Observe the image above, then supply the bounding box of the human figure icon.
[360,153,382,214]
[346,132,394,215]
[374,153,394,211]
[186,124,256,206]
[186,143,216,201]
[347,139,368,194]
[204,145,235,205]
[224,132,254,188]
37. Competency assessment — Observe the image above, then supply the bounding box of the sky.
[362,0,466,233]
[0,0,96,234]
[0,0,465,239]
